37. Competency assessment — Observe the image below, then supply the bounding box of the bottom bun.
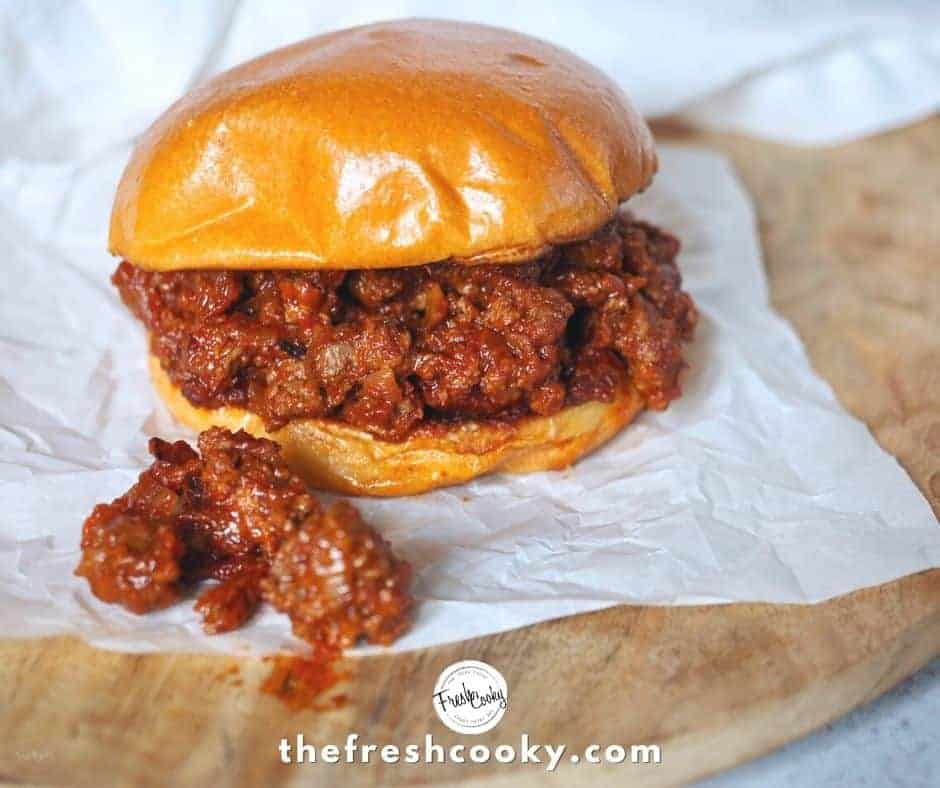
[149,355,644,497]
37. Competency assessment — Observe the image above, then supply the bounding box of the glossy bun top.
[110,19,657,271]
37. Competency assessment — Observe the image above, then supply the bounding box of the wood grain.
[2,117,938,787]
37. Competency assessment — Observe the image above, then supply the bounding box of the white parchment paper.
[0,145,937,656]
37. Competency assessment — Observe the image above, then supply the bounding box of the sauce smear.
[261,648,352,711]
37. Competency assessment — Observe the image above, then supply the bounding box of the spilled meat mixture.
[113,213,697,440]
[75,428,413,648]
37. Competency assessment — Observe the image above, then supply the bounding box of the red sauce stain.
[223,664,244,687]
[261,648,352,711]
[209,663,245,689]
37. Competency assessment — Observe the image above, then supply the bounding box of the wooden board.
[1,117,938,788]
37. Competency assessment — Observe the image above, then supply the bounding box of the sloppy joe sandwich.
[110,19,697,496]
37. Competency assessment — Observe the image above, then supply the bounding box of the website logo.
[433,660,508,735]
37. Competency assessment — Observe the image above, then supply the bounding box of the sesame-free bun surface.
[111,19,656,272]
[150,356,644,496]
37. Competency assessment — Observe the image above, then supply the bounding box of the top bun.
[110,19,656,272]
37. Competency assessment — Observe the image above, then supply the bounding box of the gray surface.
[698,658,940,787]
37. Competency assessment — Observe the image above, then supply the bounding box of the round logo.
[433,660,508,735]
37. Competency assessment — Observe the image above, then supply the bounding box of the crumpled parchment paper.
[1,144,937,656]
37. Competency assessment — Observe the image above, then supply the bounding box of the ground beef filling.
[113,214,698,441]
[75,428,413,648]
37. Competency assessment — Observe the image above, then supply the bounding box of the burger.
[110,19,697,496]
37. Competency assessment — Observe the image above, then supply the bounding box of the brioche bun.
[110,19,656,273]
[114,21,661,494]
[150,356,644,497]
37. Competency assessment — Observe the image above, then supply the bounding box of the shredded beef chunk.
[77,507,184,615]
[262,502,413,648]
[194,569,265,634]
[113,214,697,439]
[75,428,413,647]
[182,428,318,563]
